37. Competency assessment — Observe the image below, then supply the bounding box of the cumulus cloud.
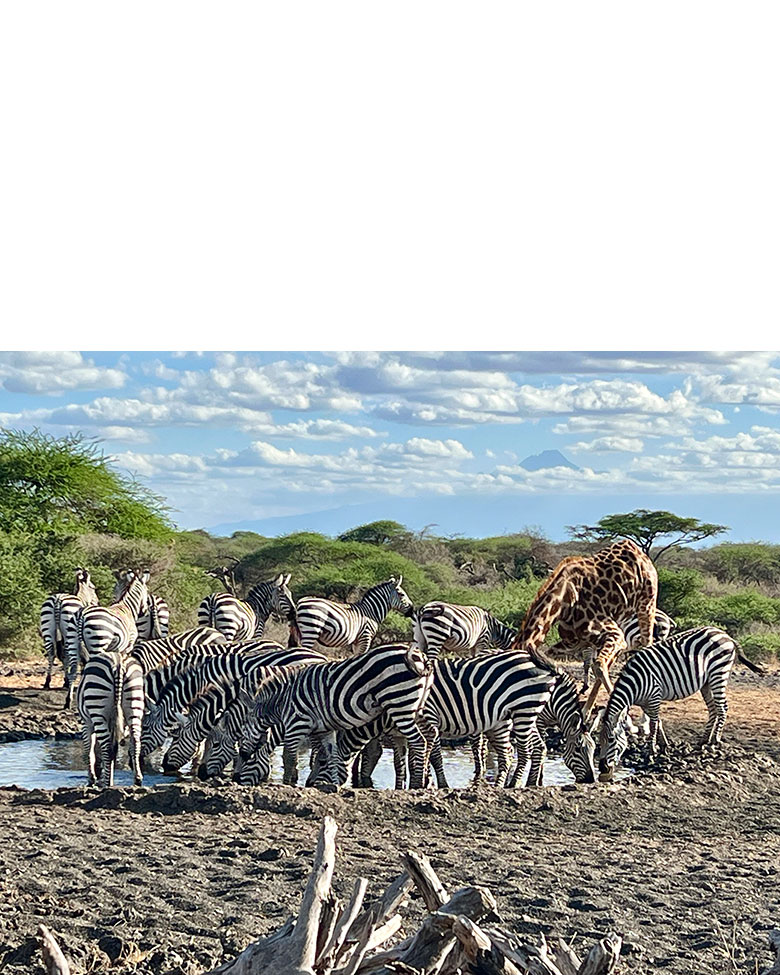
[570,436,645,454]
[0,352,127,395]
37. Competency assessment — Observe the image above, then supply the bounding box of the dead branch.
[38,926,71,975]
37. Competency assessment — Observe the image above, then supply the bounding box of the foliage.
[704,543,780,585]
[337,521,409,546]
[567,509,728,561]
[0,428,172,541]
[739,632,780,663]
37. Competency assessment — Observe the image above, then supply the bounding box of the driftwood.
[38,926,71,975]
[206,816,623,975]
[762,929,780,975]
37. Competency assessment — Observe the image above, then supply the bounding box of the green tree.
[0,428,172,541]
[338,520,410,546]
[567,509,728,562]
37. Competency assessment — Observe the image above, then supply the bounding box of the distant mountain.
[519,449,580,472]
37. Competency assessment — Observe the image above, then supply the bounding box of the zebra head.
[198,725,238,780]
[562,726,597,784]
[233,741,273,785]
[598,706,632,781]
[140,704,169,759]
[74,568,98,599]
[271,573,296,622]
[389,576,415,618]
[112,568,134,601]
[162,711,200,772]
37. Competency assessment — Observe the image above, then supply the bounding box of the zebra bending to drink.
[598,626,763,781]
[291,578,414,654]
[40,568,99,689]
[580,609,676,695]
[413,602,516,661]
[130,627,227,673]
[77,651,145,787]
[234,644,431,787]
[64,571,150,708]
[142,644,326,760]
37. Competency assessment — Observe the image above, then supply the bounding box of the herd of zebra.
[36,556,764,790]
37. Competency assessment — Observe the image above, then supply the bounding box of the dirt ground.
[1,658,779,974]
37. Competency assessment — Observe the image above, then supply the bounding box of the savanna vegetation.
[1,429,779,662]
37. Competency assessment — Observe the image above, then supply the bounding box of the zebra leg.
[701,682,728,746]
[357,737,383,787]
[470,734,486,785]
[392,734,408,789]
[486,726,513,788]
[82,718,98,786]
[282,729,305,786]
[525,730,546,788]
[429,737,449,789]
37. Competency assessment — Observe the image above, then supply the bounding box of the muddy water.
[0,738,578,789]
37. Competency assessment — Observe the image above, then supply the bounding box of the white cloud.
[570,436,645,453]
[0,352,127,395]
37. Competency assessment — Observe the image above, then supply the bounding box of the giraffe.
[511,539,658,717]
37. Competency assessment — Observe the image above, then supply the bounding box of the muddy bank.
[1,660,779,974]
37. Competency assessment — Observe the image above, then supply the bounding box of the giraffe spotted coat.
[512,539,658,714]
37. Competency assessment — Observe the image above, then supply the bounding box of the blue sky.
[2,350,780,542]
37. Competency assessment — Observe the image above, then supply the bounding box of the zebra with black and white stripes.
[77,650,145,787]
[197,574,296,642]
[130,627,227,674]
[40,568,99,689]
[598,626,764,781]
[234,643,432,787]
[64,571,151,708]
[142,644,325,759]
[114,569,171,641]
[292,577,414,654]
[420,651,557,789]
[413,601,516,661]
[581,608,676,694]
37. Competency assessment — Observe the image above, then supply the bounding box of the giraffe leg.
[582,620,627,718]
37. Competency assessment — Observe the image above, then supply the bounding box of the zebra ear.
[397,574,403,586]
[284,573,291,586]
[141,570,151,584]
[274,574,284,586]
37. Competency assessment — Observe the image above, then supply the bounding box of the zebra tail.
[412,612,427,655]
[50,599,65,662]
[736,644,765,675]
[112,658,126,761]
[149,598,162,639]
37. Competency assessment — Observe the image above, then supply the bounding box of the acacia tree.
[567,509,728,562]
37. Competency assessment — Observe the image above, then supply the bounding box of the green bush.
[738,632,780,663]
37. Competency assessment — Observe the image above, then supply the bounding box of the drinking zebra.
[77,650,145,787]
[598,626,764,781]
[39,568,99,689]
[64,571,151,708]
[113,569,170,640]
[580,608,676,695]
[413,601,516,661]
[234,643,431,787]
[198,573,296,641]
[130,626,227,673]
[142,643,325,759]
[291,577,414,654]
[420,651,558,788]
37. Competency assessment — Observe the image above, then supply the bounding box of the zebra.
[113,569,170,640]
[598,626,764,781]
[413,601,516,661]
[40,568,99,689]
[506,668,596,787]
[581,608,677,695]
[292,577,414,654]
[418,651,557,789]
[234,643,432,787]
[142,644,325,759]
[130,626,227,674]
[64,571,151,708]
[198,571,296,642]
[77,650,145,787]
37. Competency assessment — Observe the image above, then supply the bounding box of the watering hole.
[0,738,580,790]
